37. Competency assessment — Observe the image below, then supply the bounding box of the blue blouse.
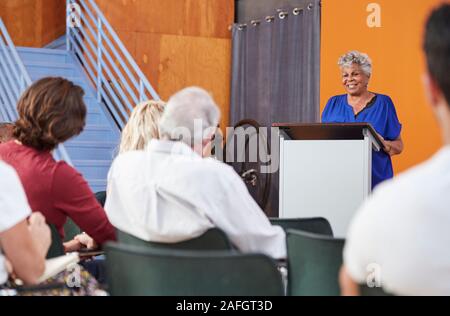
[322,94,402,188]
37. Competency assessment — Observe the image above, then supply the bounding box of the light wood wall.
[95,0,235,129]
[0,0,66,47]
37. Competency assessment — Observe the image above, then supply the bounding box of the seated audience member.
[0,123,14,144]
[89,100,165,209]
[0,160,105,296]
[105,87,286,259]
[118,100,166,154]
[340,4,450,296]
[0,161,50,286]
[0,77,115,252]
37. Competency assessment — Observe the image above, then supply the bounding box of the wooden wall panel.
[40,0,66,46]
[154,34,231,129]
[0,0,38,47]
[95,0,234,128]
[96,0,233,38]
[183,0,234,38]
[0,0,65,47]
[135,32,162,92]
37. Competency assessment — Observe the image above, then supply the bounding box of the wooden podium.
[274,123,384,238]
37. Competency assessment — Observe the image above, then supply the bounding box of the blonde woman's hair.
[119,100,165,154]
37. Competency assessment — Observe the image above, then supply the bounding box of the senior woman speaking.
[322,51,403,188]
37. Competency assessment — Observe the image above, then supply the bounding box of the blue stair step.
[72,160,112,180]
[87,179,108,194]
[84,96,103,111]
[17,47,69,64]
[24,61,78,78]
[17,46,121,193]
[85,111,108,125]
[64,140,118,160]
[45,35,67,50]
[29,74,93,96]
[0,106,5,122]
[74,124,117,142]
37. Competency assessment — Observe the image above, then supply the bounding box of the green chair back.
[117,228,233,250]
[270,217,333,236]
[95,191,107,207]
[63,218,82,242]
[105,242,284,296]
[47,224,64,259]
[287,229,345,296]
[62,190,104,242]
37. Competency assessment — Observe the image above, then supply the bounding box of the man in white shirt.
[340,4,450,296]
[105,87,286,259]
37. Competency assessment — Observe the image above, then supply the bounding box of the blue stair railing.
[0,18,72,164]
[66,0,160,129]
[0,18,32,122]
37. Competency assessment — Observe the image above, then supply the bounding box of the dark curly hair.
[14,77,86,151]
[424,3,450,106]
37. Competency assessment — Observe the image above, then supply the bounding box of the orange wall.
[0,0,65,47]
[321,0,445,174]
[95,0,234,129]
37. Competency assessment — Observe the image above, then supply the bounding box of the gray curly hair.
[338,50,372,77]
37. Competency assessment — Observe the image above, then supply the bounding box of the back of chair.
[117,228,233,251]
[287,229,345,296]
[94,191,107,207]
[47,224,64,259]
[63,218,82,242]
[105,242,284,296]
[270,217,333,236]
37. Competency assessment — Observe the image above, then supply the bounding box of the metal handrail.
[0,18,32,121]
[67,0,160,128]
[0,18,72,165]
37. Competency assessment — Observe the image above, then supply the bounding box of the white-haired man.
[105,87,286,259]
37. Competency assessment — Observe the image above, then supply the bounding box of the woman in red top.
[0,77,116,249]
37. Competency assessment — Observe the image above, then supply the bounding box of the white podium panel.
[279,138,372,238]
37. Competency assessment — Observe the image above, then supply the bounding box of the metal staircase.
[16,46,120,192]
[0,0,160,192]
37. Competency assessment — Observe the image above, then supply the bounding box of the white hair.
[338,50,373,77]
[159,87,220,147]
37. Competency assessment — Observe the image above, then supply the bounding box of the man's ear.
[422,71,441,107]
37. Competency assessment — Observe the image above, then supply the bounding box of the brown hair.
[0,122,14,144]
[14,77,87,151]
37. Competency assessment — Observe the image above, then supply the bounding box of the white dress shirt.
[105,140,286,259]
[344,146,450,295]
[0,161,31,284]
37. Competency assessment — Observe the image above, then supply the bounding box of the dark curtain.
[230,0,321,216]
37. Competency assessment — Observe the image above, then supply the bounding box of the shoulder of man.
[0,160,18,183]
[110,150,146,169]
[366,155,440,214]
[171,158,243,192]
